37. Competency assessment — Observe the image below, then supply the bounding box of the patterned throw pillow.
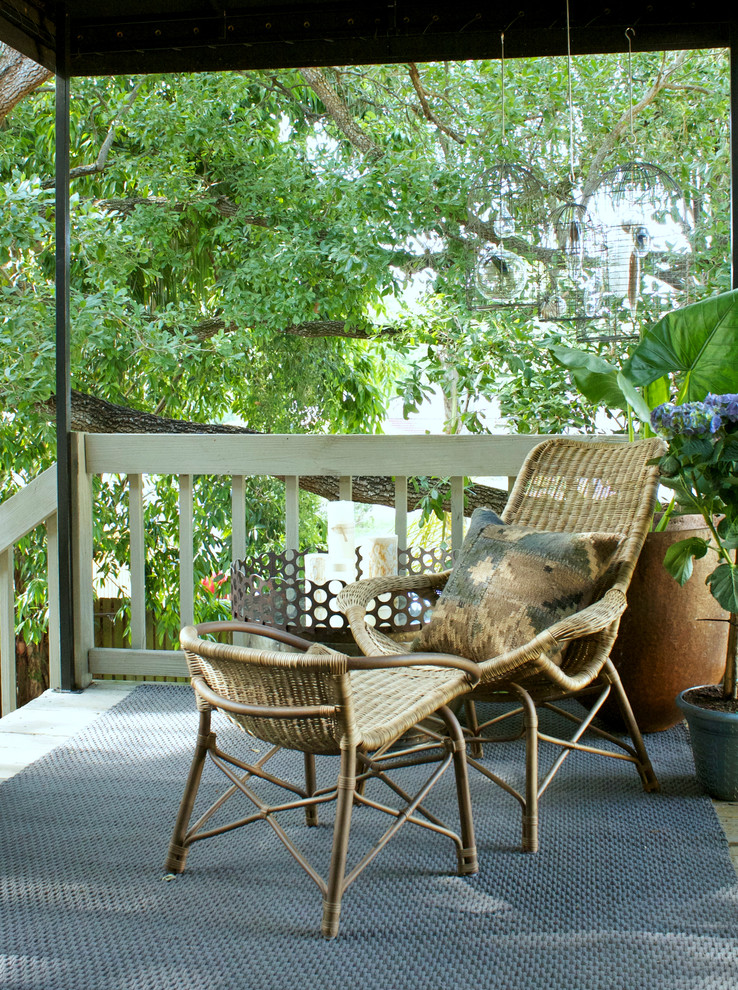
[412,508,622,663]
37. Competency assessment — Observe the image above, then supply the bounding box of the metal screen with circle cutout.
[231,546,454,645]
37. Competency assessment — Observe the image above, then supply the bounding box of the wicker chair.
[337,437,666,853]
[165,620,479,938]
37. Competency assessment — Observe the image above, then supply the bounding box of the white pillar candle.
[304,552,329,585]
[327,500,356,564]
[363,535,399,579]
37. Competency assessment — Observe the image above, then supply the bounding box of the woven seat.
[166,620,479,938]
[338,437,666,853]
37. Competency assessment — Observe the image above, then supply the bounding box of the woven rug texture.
[1,683,737,990]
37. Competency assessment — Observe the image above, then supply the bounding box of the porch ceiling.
[0,0,732,77]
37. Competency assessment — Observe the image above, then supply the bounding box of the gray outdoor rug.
[1,684,737,990]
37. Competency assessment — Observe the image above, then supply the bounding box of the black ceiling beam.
[0,1,732,77]
[68,25,729,77]
[0,1,56,69]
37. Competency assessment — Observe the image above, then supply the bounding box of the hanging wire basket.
[466,163,550,310]
[540,201,611,333]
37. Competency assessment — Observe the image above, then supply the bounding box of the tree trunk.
[0,45,51,125]
[45,390,508,516]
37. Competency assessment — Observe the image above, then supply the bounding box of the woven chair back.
[180,630,354,753]
[501,437,664,677]
[503,437,664,592]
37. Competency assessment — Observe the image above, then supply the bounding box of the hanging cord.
[565,0,575,184]
[500,32,506,145]
[625,27,637,145]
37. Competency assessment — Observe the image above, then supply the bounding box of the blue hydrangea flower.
[650,397,738,438]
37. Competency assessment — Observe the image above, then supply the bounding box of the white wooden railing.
[1,431,561,712]
[0,465,61,715]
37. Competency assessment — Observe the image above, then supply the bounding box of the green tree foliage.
[0,50,730,640]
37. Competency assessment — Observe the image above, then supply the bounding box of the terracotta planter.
[602,515,728,733]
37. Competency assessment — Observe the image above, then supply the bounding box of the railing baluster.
[451,476,464,551]
[46,513,61,691]
[179,475,194,628]
[285,475,300,551]
[231,475,246,564]
[394,476,408,573]
[129,473,146,651]
[231,475,247,645]
[0,546,15,715]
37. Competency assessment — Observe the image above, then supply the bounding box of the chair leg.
[304,752,319,826]
[602,659,660,793]
[321,747,356,939]
[510,684,539,853]
[464,699,484,760]
[437,705,478,875]
[165,709,212,873]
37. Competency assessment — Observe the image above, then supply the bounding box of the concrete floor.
[1,681,736,875]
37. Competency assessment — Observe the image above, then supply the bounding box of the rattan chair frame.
[165,620,480,938]
[337,437,666,853]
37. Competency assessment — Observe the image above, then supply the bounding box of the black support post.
[55,11,75,691]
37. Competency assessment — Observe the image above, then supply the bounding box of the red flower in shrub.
[201,572,227,595]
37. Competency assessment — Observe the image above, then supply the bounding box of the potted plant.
[650,395,738,800]
[548,290,738,731]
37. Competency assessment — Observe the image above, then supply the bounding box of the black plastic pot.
[676,686,738,801]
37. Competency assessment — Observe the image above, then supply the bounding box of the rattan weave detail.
[180,625,472,753]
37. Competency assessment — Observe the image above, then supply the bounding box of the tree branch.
[189,316,400,342]
[41,79,144,189]
[299,67,381,158]
[407,63,466,145]
[282,321,401,339]
[580,52,689,200]
[95,193,268,227]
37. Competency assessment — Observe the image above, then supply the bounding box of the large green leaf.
[706,563,738,614]
[616,372,652,424]
[625,289,738,399]
[663,536,710,586]
[548,345,627,409]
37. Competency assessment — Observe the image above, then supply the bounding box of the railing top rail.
[0,465,58,553]
[84,432,624,478]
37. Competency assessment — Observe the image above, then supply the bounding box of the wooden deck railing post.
[231,475,247,646]
[128,473,146,652]
[284,476,300,552]
[0,546,15,716]
[0,466,60,711]
[47,512,62,691]
[394,476,408,574]
[450,476,465,551]
[179,475,194,628]
[71,433,93,688]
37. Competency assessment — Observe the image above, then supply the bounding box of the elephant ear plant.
[549,288,738,439]
[650,395,738,707]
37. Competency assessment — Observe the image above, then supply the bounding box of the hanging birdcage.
[575,161,694,342]
[541,201,611,331]
[466,163,549,310]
